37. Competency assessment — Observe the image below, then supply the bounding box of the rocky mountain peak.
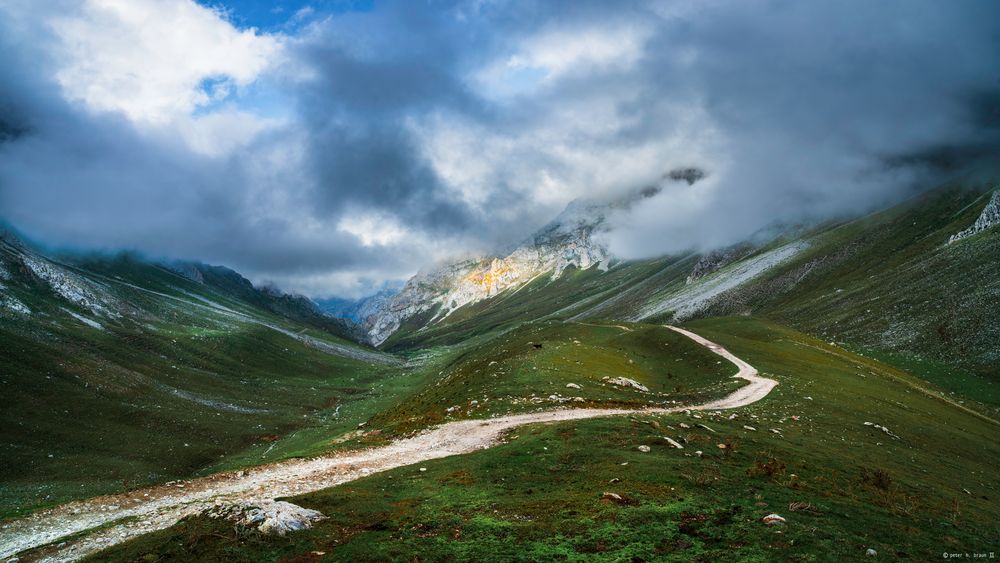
[354,197,614,345]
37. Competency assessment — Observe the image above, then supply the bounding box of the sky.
[0,1,998,298]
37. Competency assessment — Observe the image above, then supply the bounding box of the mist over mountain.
[3,3,1000,561]
[0,1,997,298]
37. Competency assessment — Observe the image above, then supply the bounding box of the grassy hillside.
[89,318,1000,561]
[370,321,739,436]
[385,177,1000,387]
[0,242,402,518]
[682,182,1000,382]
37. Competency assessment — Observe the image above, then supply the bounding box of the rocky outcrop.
[206,500,326,536]
[359,199,612,345]
[603,376,649,392]
[949,189,1000,244]
[686,244,754,284]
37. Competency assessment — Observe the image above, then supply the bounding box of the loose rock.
[603,376,649,392]
[762,513,786,526]
[207,500,326,536]
[637,445,651,453]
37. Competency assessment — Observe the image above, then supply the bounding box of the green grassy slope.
[369,321,739,436]
[386,177,1000,388]
[89,318,999,562]
[0,242,401,517]
[693,182,1000,381]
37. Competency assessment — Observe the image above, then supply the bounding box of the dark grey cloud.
[0,0,997,295]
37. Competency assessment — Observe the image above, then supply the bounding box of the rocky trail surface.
[0,326,776,562]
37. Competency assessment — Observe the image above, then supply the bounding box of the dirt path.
[0,325,776,562]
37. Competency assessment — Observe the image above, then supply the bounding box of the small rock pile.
[206,500,326,536]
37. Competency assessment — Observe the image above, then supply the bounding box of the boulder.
[637,445,651,452]
[208,500,326,536]
[566,383,582,389]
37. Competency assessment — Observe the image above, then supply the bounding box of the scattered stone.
[601,492,623,502]
[637,445,651,453]
[866,548,877,557]
[572,397,586,403]
[863,422,899,439]
[771,429,782,434]
[762,513,786,526]
[717,443,727,449]
[603,376,649,392]
[694,450,703,457]
[609,478,621,484]
[207,500,326,536]
[419,467,427,472]
[697,423,716,433]
[649,420,661,429]
[679,422,692,429]
[743,425,757,431]
[804,396,813,400]
[566,383,581,389]
[664,437,684,449]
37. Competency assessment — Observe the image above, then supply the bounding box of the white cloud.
[337,212,411,247]
[474,21,653,98]
[417,96,724,230]
[48,0,280,125]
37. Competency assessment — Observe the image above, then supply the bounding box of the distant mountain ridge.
[333,167,1000,378]
[354,197,618,345]
[0,230,356,344]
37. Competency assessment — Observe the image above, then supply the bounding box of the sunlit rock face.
[361,199,611,345]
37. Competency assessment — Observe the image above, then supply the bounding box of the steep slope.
[680,181,1000,378]
[0,233,400,516]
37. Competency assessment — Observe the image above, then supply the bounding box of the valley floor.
[76,318,1000,561]
[3,326,771,561]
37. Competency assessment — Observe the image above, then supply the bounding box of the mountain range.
[2,163,999,560]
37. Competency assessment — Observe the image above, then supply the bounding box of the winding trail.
[0,325,776,562]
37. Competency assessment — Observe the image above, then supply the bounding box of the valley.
[1,173,998,561]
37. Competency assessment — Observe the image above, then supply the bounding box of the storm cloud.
[0,0,997,296]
